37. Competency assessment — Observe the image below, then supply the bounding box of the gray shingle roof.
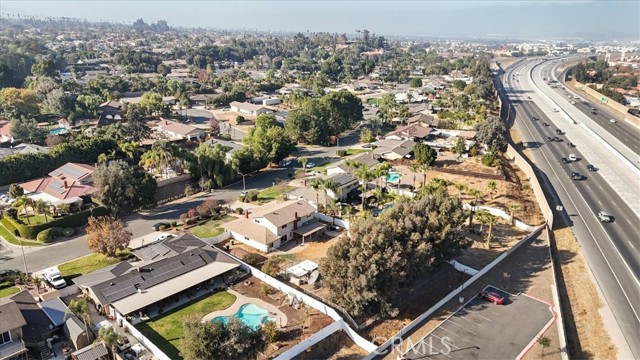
[72,342,108,360]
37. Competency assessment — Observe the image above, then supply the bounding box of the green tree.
[0,88,40,119]
[485,213,498,245]
[33,199,50,223]
[139,140,186,178]
[75,94,102,118]
[98,326,120,358]
[181,316,266,360]
[476,116,507,151]
[93,160,156,215]
[189,143,230,191]
[299,157,308,170]
[31,58,58,78]
[12,196,33,224]
[453,137,466,159]
[487,181,497,200]
[508,203,521,225]
[243,114,296,164]
[409,78,422,88]
[156,63,171,76]
[263,321,279,344]
[69,296,92,344]
[538,336,551,356]
[413,143,437,166]
[360,127,374,144]
[452,80,466,91]
[8,183,24,199]
[262,255,287,277]
[10,119,47,144]
[139,91,164,115]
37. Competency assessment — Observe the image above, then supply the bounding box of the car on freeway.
[609,118,616,123]
[305,162,316,168]
[591,111,598,115]
[152,222,169,231]
[555,128,563,135]
[570,101,576,105]
[590,107,596,111]
[561,157,570,164]
[598,211,613,223]
[546,136,553,142]
[586,164,598,172]
[568,142,575,148]
[157,233,174,241]
[552,108,559,112]
[569,154,577,161]
[542,122,549,127]
[554,136,562,142]
[531,116,538,121]
[480,291,505,305]
[571,172,585,180]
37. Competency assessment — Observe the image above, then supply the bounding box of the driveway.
[402,286,555,360]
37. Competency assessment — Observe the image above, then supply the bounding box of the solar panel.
[105,287,137,303]
[140,257,206,290]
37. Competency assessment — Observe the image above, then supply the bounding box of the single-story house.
[229,101,272,116]
[73,234,240,319]
[20,162,97,205]
[223,200,324,252]
[326,173,359,201]
[189,93,221,107]
[154,119,205,141]
[98,101,123,116]
[0,294,28,360]
[326,152,381,176]
[386,123,434,141]
[0,143,49,159]
[372,139,416,161]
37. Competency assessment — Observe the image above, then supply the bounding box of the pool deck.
[201,289,289,327]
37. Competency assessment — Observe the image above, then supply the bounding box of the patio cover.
[293,222,326,238]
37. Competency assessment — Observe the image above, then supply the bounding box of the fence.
[462,203,536,232]
[448,260,479,276]
[314,213,350,229]
[571,79,640,127]
[431,166,505,180]
[120,317,171,360]
[365,224,545,359]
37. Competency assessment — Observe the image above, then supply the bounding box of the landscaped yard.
[135,291,237,360]
[0,224,42,247]
[257,185,296,201]
[0,286,20,298]
[18,214,49,225]
[58,249,132,282]
[344,148,370,156]
[189,215,234,238]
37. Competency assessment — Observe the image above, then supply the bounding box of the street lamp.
[238,172,246,192]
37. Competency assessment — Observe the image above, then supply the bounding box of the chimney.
[244,210,249,219]
[63,180,68,188]
[294,211,298,220]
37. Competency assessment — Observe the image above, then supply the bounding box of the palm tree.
[467,188,482,227]
[353,164,376,210]
[309,178,324,210]
[508,203,521,225]
[476,210,489,233]
[34,199,50,223]
[300,157,308,170]
[69,297,92,344]
[325,198,340,226]
[408,163,421,190]
[99,327,120,359]
[485,214,498,246]
[140,140,180,178]
[118,141,141,163]
[420,164,430,189]
[13,196,33,224]
[487,181,497,200]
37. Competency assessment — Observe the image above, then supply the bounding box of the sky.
[2,0,639,40]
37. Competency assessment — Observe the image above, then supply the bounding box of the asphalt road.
[402,286,554,360]
[502,61,640,358]
[539,60,640,155]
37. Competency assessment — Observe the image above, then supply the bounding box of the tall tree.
[94,160,156,214]
[69,296,92,344]
[86,216,132,258]
[413,143,437,166]
[476,116,507,151]
[243,114,296,164]
[98,327,120,358]
[0,88,39,119]
[8,183,24,199]
[31,58,58,78]
[10,119,47,144]
[181,316,266,360]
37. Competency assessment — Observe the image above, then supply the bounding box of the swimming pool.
[387,172,401,182]
[49,127,67,135]
[212,303,275,329]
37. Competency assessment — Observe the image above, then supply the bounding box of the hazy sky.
[2,1,638,39]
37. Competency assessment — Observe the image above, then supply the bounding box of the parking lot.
[402,286,555,359]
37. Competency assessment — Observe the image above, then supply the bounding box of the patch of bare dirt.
[298,330,369,360]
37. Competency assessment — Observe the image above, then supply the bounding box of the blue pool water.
[49,127,67,135]
[387,172,401,182]
[212,303,275,329]
[372,203,394,217]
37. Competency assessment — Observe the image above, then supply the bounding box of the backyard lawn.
[135,291,237,360]
[0,286,20,298]
[189,215,234,238]
[257,185,296,201]
[18,214,49,225]
[58,249,132,281]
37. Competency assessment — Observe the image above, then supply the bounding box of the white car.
[43,268,67,289]
[305,162,316,168]
[569,154,577,162]
[157,233,173,241]
[570,101,576,105]
[609,119,616,123]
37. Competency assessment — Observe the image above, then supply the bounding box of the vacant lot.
[135,291,237,360]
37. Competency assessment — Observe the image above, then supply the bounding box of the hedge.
[37,228,58,243]
[3,206,108,239]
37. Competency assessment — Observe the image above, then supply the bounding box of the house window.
[281,224,287,229]
[0,331,11,344]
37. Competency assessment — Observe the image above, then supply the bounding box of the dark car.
[542,122,549,127]
[571,172,585,180]
[554,137,562,142]
[546,136,553,142]
[480,291,505,305]
[561,157,570,164]
[586,164,598,172]
[152,222,170,231]
[531,116,538,121]
[0,269,16,283]
[591,111,598,115]
[568,143,575,148]
[555,129,563,135]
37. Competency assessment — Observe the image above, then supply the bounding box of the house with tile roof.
[223,199,324,252]
[154,119,205,141]
[19,162,97,205]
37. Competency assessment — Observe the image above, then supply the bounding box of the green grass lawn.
[136,291,237,360]
[189,215,234,238]
[0,286,20,298]
[367,98,381,106]
[17,214,49,225]
[58,249,132,282]
[345,148,370,156]
[257,185,296,200]
[0,224,42,247]
[307,161,333,173]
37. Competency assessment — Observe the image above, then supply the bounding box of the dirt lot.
[298,330,369,360]
[233,276,335,360]
[456,223,529,269]
[553,226,617,359]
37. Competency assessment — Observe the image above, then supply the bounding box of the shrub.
[260,284,271,296]
[62,228,75,237]
[158,225,167,231]
[235,207,244,214]
[184,185,195,197]
[243,253,263,266]
[170,221,177,227]
[37,228,58,243]
[2,206,107,239]
[236,115,245,124]
[247,190,259,202]
[469,147,479,157]
[210,213,221,221]
[336,150,347,157]
[481,153,501,167]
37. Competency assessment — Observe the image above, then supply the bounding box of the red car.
[480,291,505,305]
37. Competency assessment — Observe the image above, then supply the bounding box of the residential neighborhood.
[0,3,638,360]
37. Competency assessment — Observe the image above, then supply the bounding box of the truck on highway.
[43,267,67,289]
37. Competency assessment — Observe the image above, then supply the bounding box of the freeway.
[538,59,640,154]
[501,60,639,358]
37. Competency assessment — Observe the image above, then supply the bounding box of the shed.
[64,315,94,350]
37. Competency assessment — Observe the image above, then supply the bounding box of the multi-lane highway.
[499,59,640,359]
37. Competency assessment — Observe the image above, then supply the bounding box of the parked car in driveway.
[480,291,505,305]
[43,268,67,289]
[152,222,169,231]
[305,162,316,168]
[157,234,173,241]
[598,211,613,222]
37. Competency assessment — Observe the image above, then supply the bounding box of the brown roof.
[251,200,316,227]
[0,298,27,333]
[387,123,433,139]
[0,120,11,136]
[156,119,202,136]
